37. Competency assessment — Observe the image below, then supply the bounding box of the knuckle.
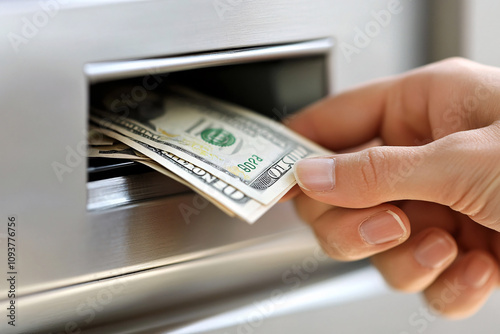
[438,57,473,70]
[358,148,386,193]
[446,180,486,224]
[464,178,500,230]
[442,134,500,229]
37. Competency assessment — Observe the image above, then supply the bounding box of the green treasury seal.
[201,128,236,147]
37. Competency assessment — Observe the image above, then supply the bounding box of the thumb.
[293,125,500,230]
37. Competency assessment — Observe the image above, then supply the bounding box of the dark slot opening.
[88,55,327,181]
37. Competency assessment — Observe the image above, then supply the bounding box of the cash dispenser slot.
[87,39,333,209]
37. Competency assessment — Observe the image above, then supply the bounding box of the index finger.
[287,78,394,151]
[288,58,500,151]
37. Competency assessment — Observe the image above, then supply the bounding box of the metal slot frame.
[86,38,334,211]
[85,38,334,87]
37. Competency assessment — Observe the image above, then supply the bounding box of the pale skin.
[285,58,500,318]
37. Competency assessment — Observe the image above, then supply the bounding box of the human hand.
[287,58,500,318]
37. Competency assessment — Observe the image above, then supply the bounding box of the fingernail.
[464,254,494,288]
[413,232,455,269]
[359,210,406,245]
[293,157,335,192]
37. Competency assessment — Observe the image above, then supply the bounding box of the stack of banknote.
[89,87,329,223]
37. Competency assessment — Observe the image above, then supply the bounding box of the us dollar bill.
[93,126,274,223]
[88,128,114,146]
[136,160,236,218]
[88,143,149,160]
[90,86,329,205]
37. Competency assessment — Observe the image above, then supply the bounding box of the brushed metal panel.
[15,228,350,333]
